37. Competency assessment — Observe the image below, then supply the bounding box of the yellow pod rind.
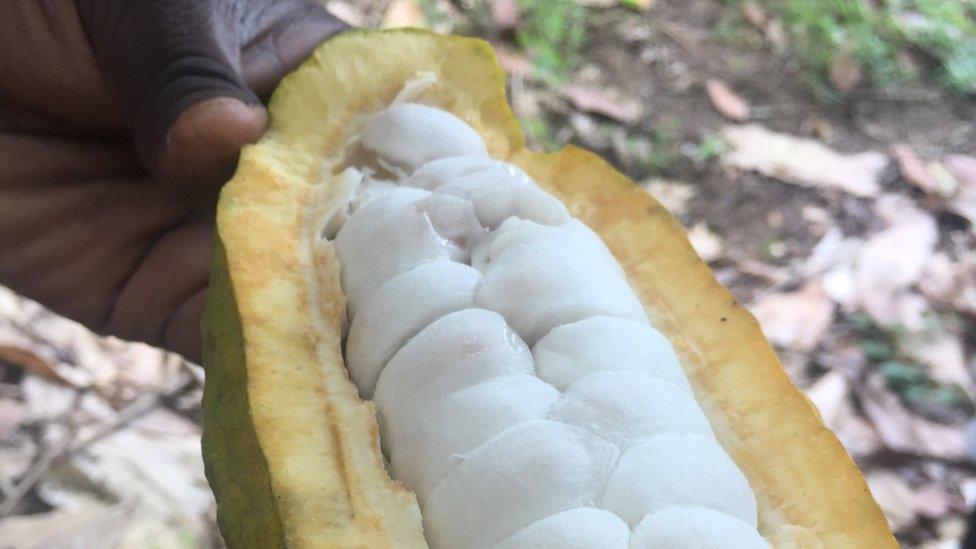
[202,29,895,548]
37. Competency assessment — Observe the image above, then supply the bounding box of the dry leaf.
[962,477,976,508]
[945,154,976,227]
[721,124,888,197]
[913,485,954,519]
[41,408,216,545]
[0,285,41,319]
[0,324,85,387]
[0,343,66,386]
[901,331,972,392]
[738,3,787,48]
[686,223,723,262]
[491,0,520,30]
[867,471,917,532]
[804,371,849,426]
[0,398,24,438]
[495,46,534,78]
[324,1,366,26]
[763,18,788,49]
[750,281,835,351]
[946,154,976,187]
[829,53,862,92]
[114,344,182,394]
[919,253,976,316]
[854,196,938,327]
[381,0,427,29]
[0,497,132,548]
[0,431,37,482]
[705,79,750,121]
[562,84,644,124]
[21,375,76,422]
[928,161,962,197]
[891,143,936,193]
[919,253,956,302]
[804,228,863,275]
[834,413,883,458]
[802,229,864,310]
[642,179,697,215]
[934,518,968,547]
[801,204,832,229]
[858,374,967,460]
[740,2,768,28]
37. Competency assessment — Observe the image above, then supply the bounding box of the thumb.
[77,0,344,194]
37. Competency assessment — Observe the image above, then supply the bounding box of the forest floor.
[0,0,974,547]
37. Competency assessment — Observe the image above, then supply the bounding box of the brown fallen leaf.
[866,471,917,532]
[763,18,789,49]
[945,154,976,227]
[721,124,888,197]
[381,0,427,29]
[325,1,366,27]
[113,343,183,394]
[738,2,787,49]
[834,413,883,459]
[705,79,750,122]
[857,373,967,461]
[0,398,24,438]
[750,281,835,351]
[854,196,938,328]
[21,375,77,422]
[562,84,644,124]
[495,46,534,78]
[935,518,968,547]
[36,407,216,545]
[802,229,864,310]
[919,253,976,317]
[686,223,724,262]
[740,2,768,28]
[913,484,954,519]
[946,154,976,187]
[891,143,937,193]
[928,161,962,197]
[642,178,697,216]
[0,430,37,481]
[491,0,520,30]
[0,497,132,548]
[804,371,848,426]
[0,341,69,386]
[901,331,972,394]
[829,52,863,92]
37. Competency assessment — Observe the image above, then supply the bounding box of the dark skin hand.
[0,1,348,362]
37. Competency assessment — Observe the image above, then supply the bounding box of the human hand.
[0,0,348,362]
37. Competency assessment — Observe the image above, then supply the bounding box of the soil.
[536,0,975,307]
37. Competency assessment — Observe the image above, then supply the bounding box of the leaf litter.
[721,124,889,197]
[1,2,974,547]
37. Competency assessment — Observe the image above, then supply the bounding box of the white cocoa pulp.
[320,99,765,548]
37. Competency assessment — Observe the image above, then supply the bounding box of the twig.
[67,374,194,455]
[861,447,976,472]
[0,434,70,516]
[848,89,942,102]
[0,373,195,517]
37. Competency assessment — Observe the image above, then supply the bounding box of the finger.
[240,1,349,98]
[161,97,267,207]
[77,0,347,197]
[78,0,255,188]
[107,218,212,362]
[165,287,207,364]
